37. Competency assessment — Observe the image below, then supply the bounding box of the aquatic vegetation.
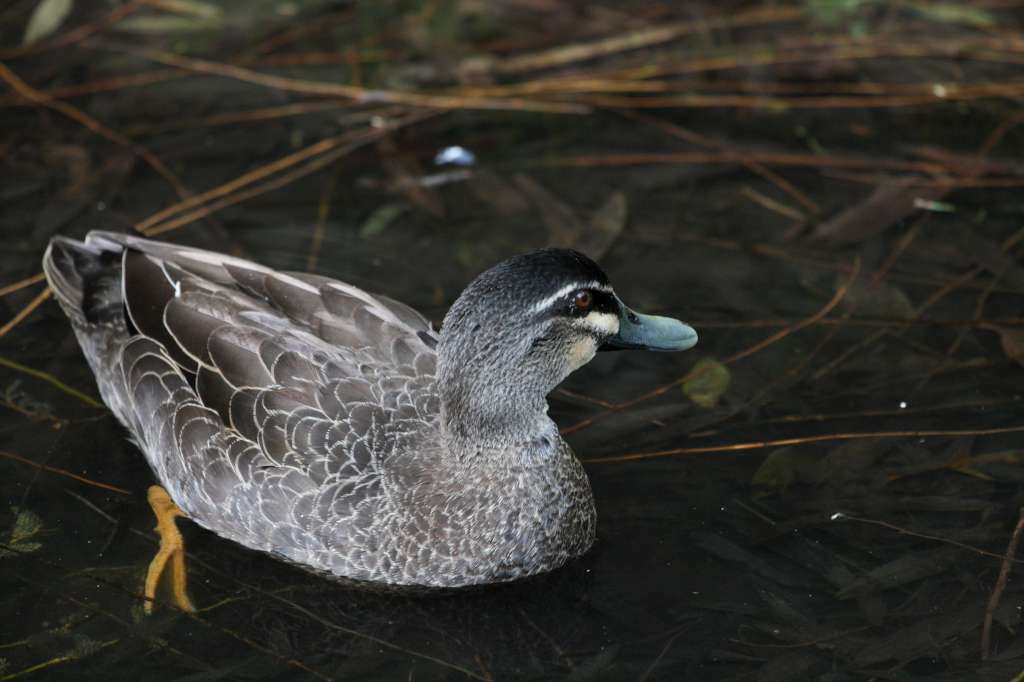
[0,508,44,558]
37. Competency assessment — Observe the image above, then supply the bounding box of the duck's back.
[43,231,443,581]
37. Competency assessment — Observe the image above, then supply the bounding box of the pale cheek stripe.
[528,281,613,315]
[580,312,619,335]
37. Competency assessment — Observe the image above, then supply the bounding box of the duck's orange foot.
[143,485,196,614]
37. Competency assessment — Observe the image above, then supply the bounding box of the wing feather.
[207,326,274,388]
[65,231,441,574]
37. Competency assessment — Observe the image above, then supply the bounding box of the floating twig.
[0,288,50,338]
[584,424,1024,464]
[981,507,1024,659]
[0,450,129,495]
[99,45,589,114]
[0,62,190,199]
[0,356,102,408]
[0,273,45,298]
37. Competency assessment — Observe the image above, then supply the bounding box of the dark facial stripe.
[532,288,619,320]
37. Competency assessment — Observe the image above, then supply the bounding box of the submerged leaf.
[11,508,43,544]
[752,447,821,492]
[683,357,730,408]
[805,0,870,25]
[468,171,529,214]
[952,449,1024,481]
[0,507,45,557]
[360,204,408,238]
[837,274,914,319]
[515,177,624,258]
[565,645,619,681]
[23,0,74,46]
[379,139,445,217]
[692,531,809,587]
[980,324,1024,366]
[809,177,949,243]
[144,0,221,18]
[114,16,224,33]
[909,2,995,27]
[516,175,586,247]
[836,547,960,599]
[581,191,627,260]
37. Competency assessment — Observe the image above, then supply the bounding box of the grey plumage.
[42,232,695,588]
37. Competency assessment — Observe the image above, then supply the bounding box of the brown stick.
[491,6,803,75]
[832,513,1024,565]
[583,424,1024,464]
[0,273,45,298]
[0,62,190,199]
[0,288,50,338]
[981,507,1024,659]
[101,45,588,114]
[135,134,350,233]
[549,151,948,175]
[0,450,131,496]
[140,109,438,237]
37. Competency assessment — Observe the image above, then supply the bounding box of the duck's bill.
[600,301,698,352]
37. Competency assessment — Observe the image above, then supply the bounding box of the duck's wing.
[45,231,440,574]
[84,230,438,352]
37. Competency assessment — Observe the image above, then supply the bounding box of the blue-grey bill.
[601,302,698,352]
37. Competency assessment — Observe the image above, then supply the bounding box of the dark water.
[3,1,1024,680]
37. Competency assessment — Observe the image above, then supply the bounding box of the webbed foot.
[143,485,195,614]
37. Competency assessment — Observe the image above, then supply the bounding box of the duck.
[42,231,697,611]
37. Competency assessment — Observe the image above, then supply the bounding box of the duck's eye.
[572,290,592,312]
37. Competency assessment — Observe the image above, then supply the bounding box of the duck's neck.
[438,357,557,454]
[436,283,576,456]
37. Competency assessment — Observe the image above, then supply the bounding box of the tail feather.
[42,236,125,327]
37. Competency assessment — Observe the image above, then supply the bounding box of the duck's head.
[437,249,697,450]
